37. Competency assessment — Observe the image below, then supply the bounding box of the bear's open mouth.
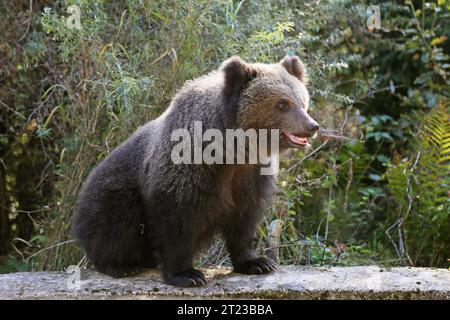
[282,130,308,147]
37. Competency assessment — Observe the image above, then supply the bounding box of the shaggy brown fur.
[72,56,319,287]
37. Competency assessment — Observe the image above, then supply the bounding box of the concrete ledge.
[0,266,449,300]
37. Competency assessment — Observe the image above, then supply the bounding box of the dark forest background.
[0,0,449,273]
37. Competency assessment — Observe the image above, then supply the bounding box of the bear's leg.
[222,216,277,275]
[160,235,206,287]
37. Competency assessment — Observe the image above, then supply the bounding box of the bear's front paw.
[164,268,206,287]
[233,257,277,275]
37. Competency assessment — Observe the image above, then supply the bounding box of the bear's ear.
[280,55,307,83]
[221,56,257,97]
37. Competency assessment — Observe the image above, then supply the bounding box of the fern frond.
[385,104,450,266]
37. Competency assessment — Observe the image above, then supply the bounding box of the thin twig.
[0,100,26,120]
[385,219,402,259]
[343,159,353,212]
[11,238,32,262]
[319,133,363,142]
[300,139,329,163]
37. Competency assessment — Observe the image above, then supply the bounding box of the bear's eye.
[276,100,289,110]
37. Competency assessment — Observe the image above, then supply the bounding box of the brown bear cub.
[73,56,319,287]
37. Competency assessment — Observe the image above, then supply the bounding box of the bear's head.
[221,55,319,150]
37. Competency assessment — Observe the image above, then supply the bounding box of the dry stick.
[340,110,349,133]
[324,179,334,242]
[19,0,33,41]
[0,100,27,120]
[26,84,68,124]
[386,151,420,266]
[77,255,87,268]
[261,241,325,252]
[319,133,363,142]
[295,132,360,166]
[301,138,329,162]
[284,123,363,262]
[385,219,402,260]
[343,159,353,213]
[11,238,32,262]
[286,130,362,174]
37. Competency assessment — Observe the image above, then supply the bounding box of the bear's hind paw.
[233,257,277,275]
[164,268,206,287]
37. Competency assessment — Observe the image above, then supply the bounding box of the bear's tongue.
[284,131,308,146]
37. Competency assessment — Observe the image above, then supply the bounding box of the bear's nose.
[307,122,319,133]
